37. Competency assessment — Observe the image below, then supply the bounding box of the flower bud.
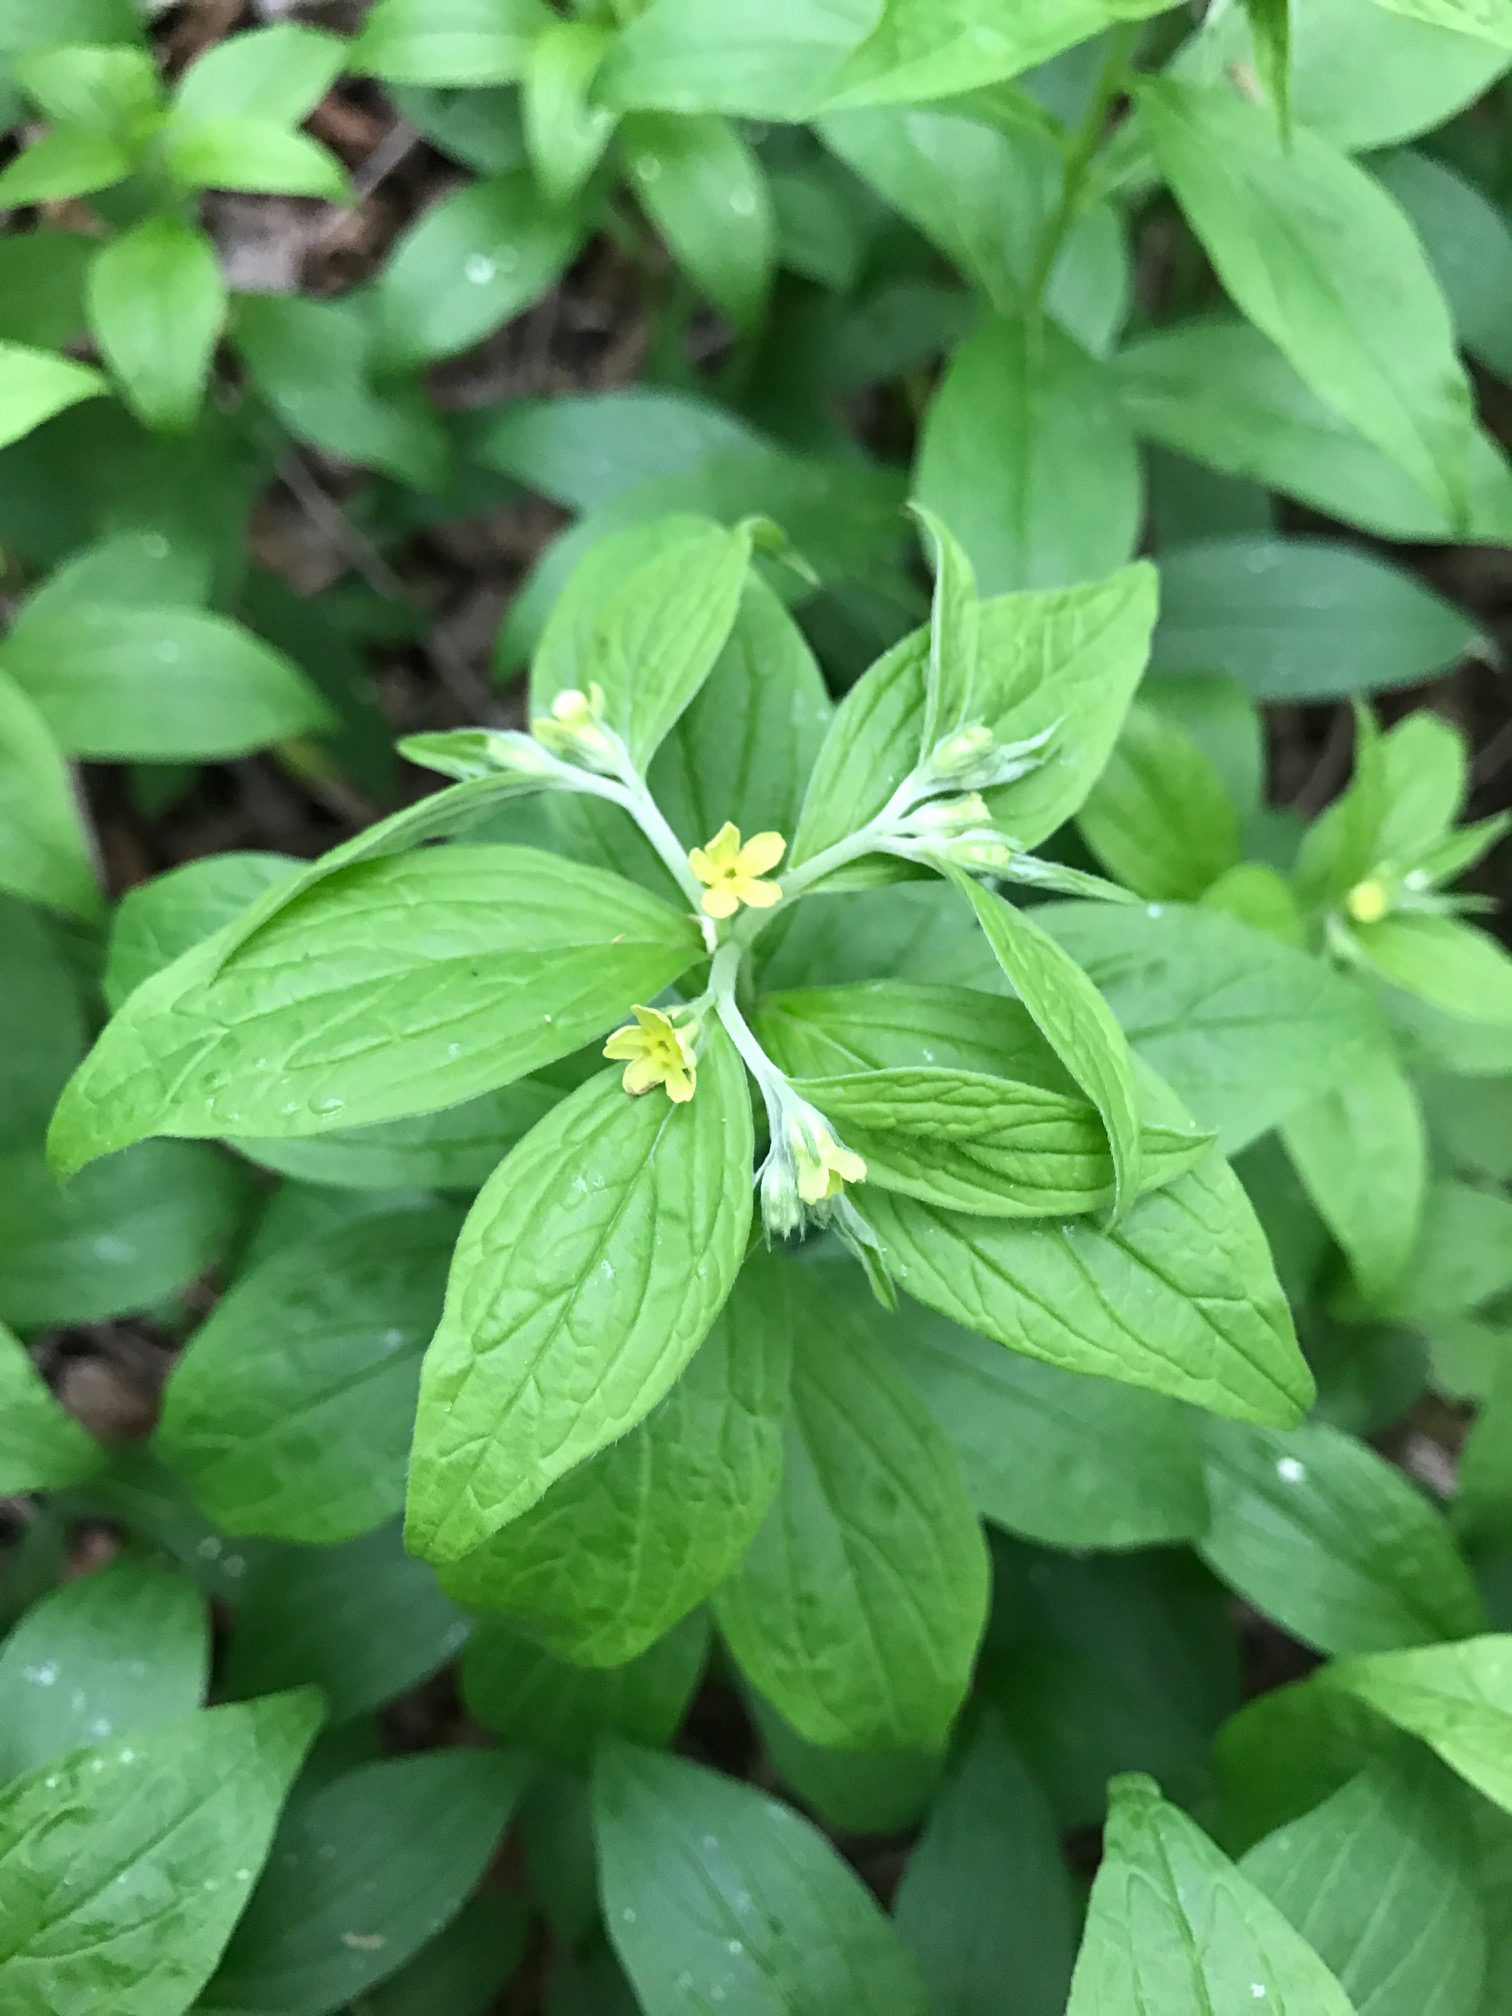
[531,682,622,773]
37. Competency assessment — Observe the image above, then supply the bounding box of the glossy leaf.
[1323,1638,1512,1815]
[87,216,227,433]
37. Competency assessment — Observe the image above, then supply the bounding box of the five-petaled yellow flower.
[689,822,786,920]
[792,1117,867,1204]
[603,1006,699,1103]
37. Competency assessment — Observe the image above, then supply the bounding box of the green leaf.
[104,852,298,1009]
[1281,1042,1427,1301]
[715,1269,989,1751]
[1197,1415,1483,1657]
[156,1204,458,1544]
[1040,900,1380,1153]
[530,514,754,767]
[824,0,1174,109]
[0,1139,249,1329]
[343,1900,527,2016]
[352,0,551,85]
[953,876,1143,1218]
[1151,536,1478,699]
[1322,1637,1512,1816]
[649,573,834,847]
[523,18,617,204]
[239,1082,560,1193]
[863,1152,1313,1427]
[1365,0,1512,47]
[13,41,160,131]
[161,115,350,199]
[0,231,95,347]
[820,105,1118,330]
[600,0,876,120]
[207,1751,525,2016]
[624,112,775,329]
[1174,0,1508,151]
[1244,0,1293,132]
[173,23,345,124]
[882,1309,1209,1550]
[0,126,133,205]
[1116,316,1512,543]
[0,897,89,1155]
[1241,1759,1488,2016]
[0,664,99,919]
[790,1065,1210,1219]
[1139,77,1476,520]
[915,316,1141,593]
[1373,1178,1512,1324]
[376,170,585,368]
[0,339,105,452]
[1079,702,1242,902]
[1350,914,1512,1027]
[0,1557,208,1783]
[234,294,448,490]
[407,1030,753,1563]
[49,846,701,1173]
[594,1743,929,2014]
[1373,148,1512,381]
[0,1322,101,1497]
[744,1692,941,1834]
[1376,711,1469,865]
[0,604,333,760]
[462,1611,709,1768]
[438,1254,791,1665]
[221,1524,468,1726]
[87,215,227,433]
[1066,1773,1358,2015]
[791,562,1158,869]
[0,1689,322,2016]
[895,1716,1077,2016]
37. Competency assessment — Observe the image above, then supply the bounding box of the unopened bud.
[903,791,991,836]
[1345,877,1391,925]
[531,682,622,772]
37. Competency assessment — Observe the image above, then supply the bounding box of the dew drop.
[464,253,496,284]
[27,1664,58,1687]
[223,1555,247,1579]
[197,1538,222,1560]
[1276,1457,1307,1485]
[728,187,757,217]
[636,154,662,181]
[621,1907,637,1923]
[159,642,181,665]
[141,533,169,559]
[1145,902,1164,918]
[314,1095,345,1115]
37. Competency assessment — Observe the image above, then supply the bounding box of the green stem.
[1025,22,1140,314]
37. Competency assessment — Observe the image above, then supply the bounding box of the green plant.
[3,2,1512,2013]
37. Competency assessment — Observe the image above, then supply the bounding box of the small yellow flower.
[791,1116,867,1204]
[1346,878,1390,925]
[603,1006,698,1103]
[689,822,786,920]
[531,682,617,767]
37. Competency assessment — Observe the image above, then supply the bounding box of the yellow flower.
[1346,878,1390,925]
[791,1115,867,1204]
[603,1006,698,1103]
[689,822,786,919]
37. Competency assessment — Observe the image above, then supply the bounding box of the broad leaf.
[1197,1416,1484,1656]
[207,1752,525,2016]
[1140,77,1475,520]
[0,1691,322,2016]
[715,1269,989,1751]
[407,1030,753,1563]
[1078,702,1242,902]
[87,215,227,432]
[0,604,333,761]
[1350,913,1512,1027]
[0,338,104,451]
[439,1255,791,1665]
[352,0,551,84]
[895,1716,1077,2016]
[1066,1773,1358,2014]
[156,1205,459,1544]
[624,112,774,329]
[594,1743,928,2014]
[49,846,702,1174]
[863,1154,1313,1426]
[0,665,99,918]
[173,22,345,123]
[916,316,1141,593]
[1322,1637,1512,1815]
[883,1310,1209,1550]
[462,1611,709,1768]
[0,1557,208,1783]
[1241,1759,1487,2016]
[0,1322,101,1497]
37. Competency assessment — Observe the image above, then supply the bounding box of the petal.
[665,1067,696,1103]
[687,848,716,886]
[603,1027,643,1060]
[701,821,742,870]
[741,831,787,875]
[632,1005,669,1033]
[701,886,739,919]
[739,877,782,910]
[623,1056,660,1095]
[835,1149,867,1184]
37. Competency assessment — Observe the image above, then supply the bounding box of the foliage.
[1,1,1511,2012]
